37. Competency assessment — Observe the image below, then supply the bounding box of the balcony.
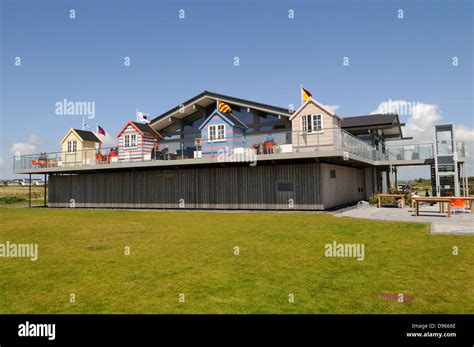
[384,144,434,161]
[12,128,398,173]
[384,141,466,162]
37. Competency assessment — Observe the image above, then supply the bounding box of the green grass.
[0,186,45,206]
[0,196,27,204]
[0,207,472,314]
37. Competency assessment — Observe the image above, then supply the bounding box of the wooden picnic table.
[378,194,405,208]
[412,197,452,218]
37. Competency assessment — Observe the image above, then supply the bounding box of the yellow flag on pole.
[301,87,312,102]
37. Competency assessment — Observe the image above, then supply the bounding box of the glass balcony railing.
[384,144,434,161]
[456,141,466,158]
[17,128,452,172]
[337,129,385,161]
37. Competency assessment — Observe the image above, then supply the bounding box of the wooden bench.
[378,194,405,208]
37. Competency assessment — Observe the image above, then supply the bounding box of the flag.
[301,86,312,102]
[97,125,106,136]
[218,101,232,113]
[137,111,151,124]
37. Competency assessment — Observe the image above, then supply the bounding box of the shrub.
[0,196,27,204]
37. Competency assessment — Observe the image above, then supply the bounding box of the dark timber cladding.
[48,163,327,210]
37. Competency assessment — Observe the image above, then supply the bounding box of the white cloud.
[97,133,118,148]
[371,100,442,142]
[455,125,474,142]
[28,134,46,146]
[0,156,5,169]
[9,134,45,156]
[10,142,36,155]
[371,99,474,177]
[323,104,340,114]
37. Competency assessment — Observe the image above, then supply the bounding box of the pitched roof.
[341,113,400,128]
[341,113,409,140]
[221,112,248,129]
[199,110,248,130]
[72,129,102,142]
[289,97,342,121]
[151,90,290,126]
[117,121,161,138]
[131,121,161,137]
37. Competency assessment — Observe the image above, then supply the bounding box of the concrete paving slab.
[335,204,474,235]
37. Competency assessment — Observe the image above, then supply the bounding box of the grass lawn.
[0,207,473,314]
[0,185,46,206]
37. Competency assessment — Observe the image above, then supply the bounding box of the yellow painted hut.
[60,128,102,167]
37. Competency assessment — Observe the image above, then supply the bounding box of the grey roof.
[73,129,101,142]
[341,113,410,140]
[131,122,161,137]
[341,114,400,128]
[151,90,290,124]
[223,112,248,129]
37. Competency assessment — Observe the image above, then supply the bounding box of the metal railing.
[338,129,384,160]
[384,141,466,161]
[384,143,434,161]
[17,128,443,171]
[456,141,466,158]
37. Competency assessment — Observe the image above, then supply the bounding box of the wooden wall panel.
[48,163,330,210]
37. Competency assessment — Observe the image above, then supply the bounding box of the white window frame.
[208,124,226,142]
[301,114,324,134]
[130,134,137,148]
[124,134,130,149]
[67,140,77,153]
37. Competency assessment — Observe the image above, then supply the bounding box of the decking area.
[13,129,466,174]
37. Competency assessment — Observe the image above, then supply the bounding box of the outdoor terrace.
[13,128,466,173]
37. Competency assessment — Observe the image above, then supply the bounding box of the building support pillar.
[28,174,32,207]
[44,174,47,207]
[389,164,395,190]
[394,166,398,190]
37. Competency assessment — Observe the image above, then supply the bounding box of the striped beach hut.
[117,121,161,162]
[198,108,248,157]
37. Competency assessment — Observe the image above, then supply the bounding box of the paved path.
[335,204,474,234]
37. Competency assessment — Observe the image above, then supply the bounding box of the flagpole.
[300,85,304,105]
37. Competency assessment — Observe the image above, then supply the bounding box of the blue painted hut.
[198,109,248,157]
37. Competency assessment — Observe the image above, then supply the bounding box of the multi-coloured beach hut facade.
[198,106,248,158]
[117,121,161,162]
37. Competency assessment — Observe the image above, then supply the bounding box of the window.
[330,169,336,178]
[301,114,323,133]
[209,124,226,142]
[123,134,138,148]
[277,181,294,192]
[130,134,137,148]
[67,140,77,153]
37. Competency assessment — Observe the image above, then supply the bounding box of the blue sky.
[1,0,472,179]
